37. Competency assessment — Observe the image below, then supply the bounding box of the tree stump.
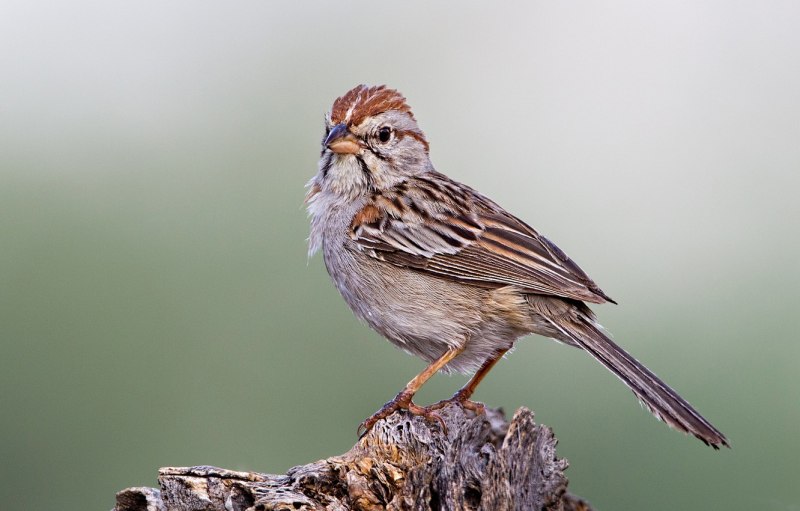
[113,405,593,511]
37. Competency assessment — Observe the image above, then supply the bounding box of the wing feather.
[349,173,614,304]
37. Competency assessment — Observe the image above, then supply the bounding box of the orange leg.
[427,347,510,415]
[358,346,463,437]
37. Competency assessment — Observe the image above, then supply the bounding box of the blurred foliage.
[1,2,798,510]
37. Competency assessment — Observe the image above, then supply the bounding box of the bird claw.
[358,391,411,438]
[357,391,448,438]
[409,402,448,435]
[426,389,486,416]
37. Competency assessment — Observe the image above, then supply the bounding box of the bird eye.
[377,126,392,143]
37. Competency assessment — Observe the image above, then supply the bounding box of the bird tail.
[541,306,729,449]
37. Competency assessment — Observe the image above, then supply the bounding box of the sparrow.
[306,84,728,448]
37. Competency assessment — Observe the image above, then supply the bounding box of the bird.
[305,84,729,448]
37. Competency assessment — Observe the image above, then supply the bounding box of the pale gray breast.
[320,204,487,360]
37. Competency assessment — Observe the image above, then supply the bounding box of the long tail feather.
[543,310,729,448]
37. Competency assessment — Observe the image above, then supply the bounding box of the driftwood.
[113,404,593,511]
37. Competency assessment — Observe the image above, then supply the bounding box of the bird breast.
[318,200,531,373]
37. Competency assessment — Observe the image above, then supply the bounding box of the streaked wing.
[349,172,614,304]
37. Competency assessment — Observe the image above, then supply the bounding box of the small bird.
[306,84,728,448]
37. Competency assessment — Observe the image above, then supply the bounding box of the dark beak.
[324,123,361,154]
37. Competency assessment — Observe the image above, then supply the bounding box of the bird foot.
[426,389,486,415]
[358,390,447,438]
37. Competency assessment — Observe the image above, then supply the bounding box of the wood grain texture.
[113,405,593,511]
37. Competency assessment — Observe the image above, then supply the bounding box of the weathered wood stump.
[113,405,592,511]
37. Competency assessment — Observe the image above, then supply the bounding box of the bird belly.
[323,238,530,373]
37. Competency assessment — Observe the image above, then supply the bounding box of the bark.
[113,405,592,511]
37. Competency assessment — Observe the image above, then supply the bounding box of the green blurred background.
[1,2,798,510]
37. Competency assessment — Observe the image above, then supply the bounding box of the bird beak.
[324,123,361,155]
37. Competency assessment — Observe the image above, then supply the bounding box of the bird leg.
[427,348,510,415]
[358,346,464,437]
